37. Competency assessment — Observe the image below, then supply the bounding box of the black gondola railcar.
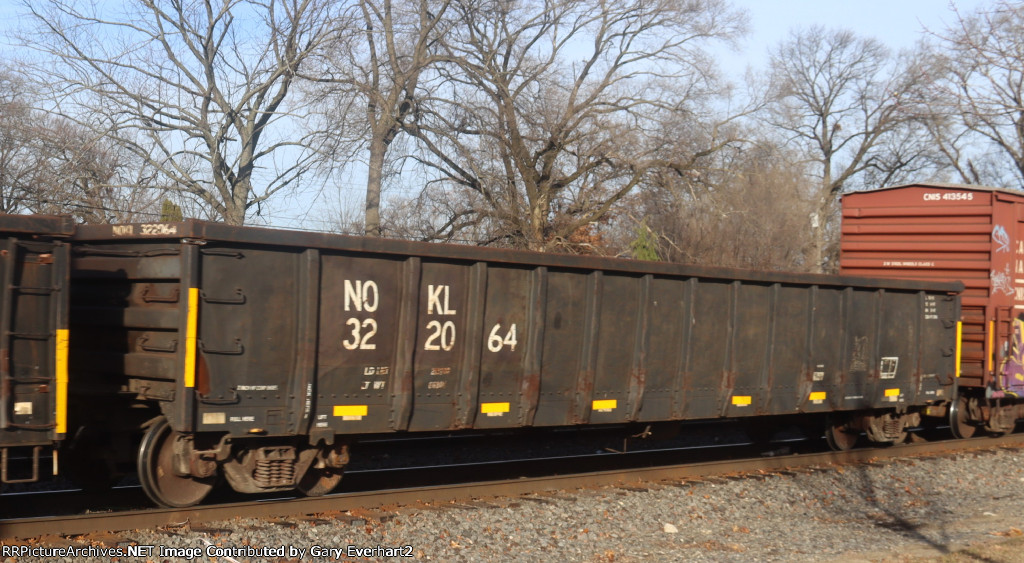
[67,220,963,507]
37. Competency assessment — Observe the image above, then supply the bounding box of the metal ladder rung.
[5,335,51,343]
[1,446,42,484]
[3,376,54,384]
[9,286,57,293]
[6,422,56,430]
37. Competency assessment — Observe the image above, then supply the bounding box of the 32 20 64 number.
[342,318,377,350]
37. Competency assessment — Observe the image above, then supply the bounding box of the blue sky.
[0,0,996,229]
[719,0,984,79]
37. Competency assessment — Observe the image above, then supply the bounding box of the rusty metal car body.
[66,219,962,506]
[843,183,1024,435]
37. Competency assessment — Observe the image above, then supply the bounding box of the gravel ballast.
[5,446,1024,562]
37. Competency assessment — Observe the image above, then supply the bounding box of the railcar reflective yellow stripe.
[809,391,826,401]
[184,287,199,388]
[731,395,752,406]
[55,329,68,434]
[988,320,995,373]
[955,321,962,378]
[592,399,617,411]
[334,405,368,417]
[884,388,900,397]
[480,402,510,414]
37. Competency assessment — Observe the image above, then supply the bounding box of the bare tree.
[619,133,816,271]
[403,0,746,251]
[0,64,160,221]
[308,0,454,236]
[379,182,484,242]
[0,69,45,214]
[29,119,166,223]
[22,0,344,225]
[923,1,1024,188]
[766,27,933,272]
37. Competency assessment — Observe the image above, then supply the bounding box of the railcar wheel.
[949,396,976,439]
[824,416,859,451]
[296,466,343,497]
[137,417,215,508]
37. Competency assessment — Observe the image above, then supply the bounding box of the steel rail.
[4,433,1023,540]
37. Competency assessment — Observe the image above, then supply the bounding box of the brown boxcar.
[0,214,73,484]
[70,220,961,506]
[842,182,1024,434]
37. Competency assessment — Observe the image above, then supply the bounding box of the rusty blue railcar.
[69,220,963,506]
[0,214,73,484]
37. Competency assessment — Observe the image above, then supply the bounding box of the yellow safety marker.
[55,329,69,435]
[333,405,368,417]
[731,395,752,406]
[184,287,199,388]
[480,402,510,414]
[884,388,900,397]
[809,391,826,403]
[988,320,995,373]
[592,399,617,411]
[955,321,962,378]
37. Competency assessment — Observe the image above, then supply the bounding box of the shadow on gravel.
[831,459,1003,563]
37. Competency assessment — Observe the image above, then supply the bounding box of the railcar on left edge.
[0,214,74,485]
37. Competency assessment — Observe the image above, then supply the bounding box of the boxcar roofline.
[847,182,1010,196]
[73,220,965,295]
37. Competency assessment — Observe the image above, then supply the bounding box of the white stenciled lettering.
[924,295,938,320]
[923,192,974,202]
[487,323,518,352]
[424,284,457,351]
[427,285,457,315]
[344,280,379,312]
[140,223,178,235]
[342,317,378,349]
[881,260,935,268]
[425,320,456,351]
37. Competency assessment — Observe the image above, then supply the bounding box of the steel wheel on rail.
[137,416,215,508]
[824,414,859,451]
[949,396,976,439]
[295,466,343,497]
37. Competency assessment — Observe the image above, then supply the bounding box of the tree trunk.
[527,191,550,251]
[807,216,824,274]
[364,133,385,237]
[224,188,248,226]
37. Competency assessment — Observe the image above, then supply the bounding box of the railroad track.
[4,432,1023,540]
